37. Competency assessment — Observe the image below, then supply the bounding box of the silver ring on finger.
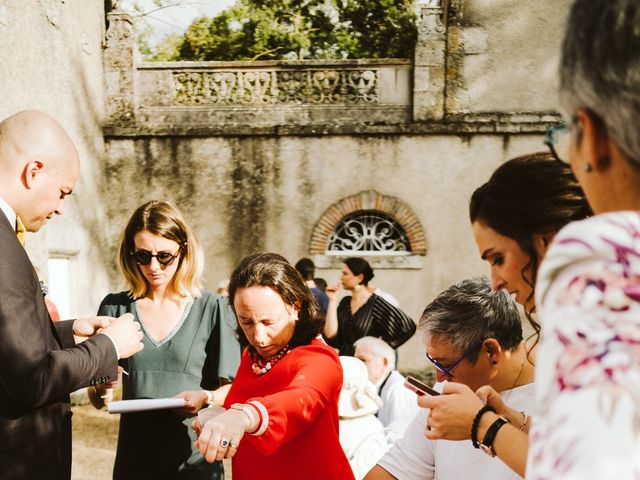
[220,438,230,448]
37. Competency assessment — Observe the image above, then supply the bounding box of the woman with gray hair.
[524,1,640,478]
[366,277,534,480]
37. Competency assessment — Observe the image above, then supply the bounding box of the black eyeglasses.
[544,123,571,165]
[425,339,485,378]
[131,249,180,267]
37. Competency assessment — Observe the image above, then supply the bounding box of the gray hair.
[353,336,396,369]
[419,277,522,361]
[559,0,640,167]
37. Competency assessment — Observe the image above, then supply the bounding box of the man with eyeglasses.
[365,277,534,480]
[0,110,145,479]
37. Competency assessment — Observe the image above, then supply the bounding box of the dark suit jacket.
[0,210,117,479]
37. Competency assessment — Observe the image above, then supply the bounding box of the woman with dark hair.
[90,200,240,480]
[470,152,591,344]
[195,252,354,479]
[418,152,591,478]
[324,257,416,356]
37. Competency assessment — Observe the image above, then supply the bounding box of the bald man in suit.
[0,110,144,479]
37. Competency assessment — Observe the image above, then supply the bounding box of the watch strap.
[480,416,508,457]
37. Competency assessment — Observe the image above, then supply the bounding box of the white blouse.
[529,212,640,479]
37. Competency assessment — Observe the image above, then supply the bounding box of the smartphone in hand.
[404,376,440,396]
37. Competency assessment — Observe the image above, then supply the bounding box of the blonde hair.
[118,200,203,298]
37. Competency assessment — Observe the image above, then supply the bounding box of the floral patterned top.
[528,212,640,480]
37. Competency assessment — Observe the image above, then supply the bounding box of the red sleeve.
[245,343,342,455]
[45,297,60,322]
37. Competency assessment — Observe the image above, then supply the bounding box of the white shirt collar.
[375,370,393,390]
[0,196,16,231]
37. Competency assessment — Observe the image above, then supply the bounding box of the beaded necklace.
[250,345,291,375]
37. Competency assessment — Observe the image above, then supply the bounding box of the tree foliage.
[148,0,417,61]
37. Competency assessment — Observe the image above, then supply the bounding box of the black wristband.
[471,405,496,448]
[480,416,508,457]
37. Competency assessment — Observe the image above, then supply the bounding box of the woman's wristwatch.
[479,416,509,457]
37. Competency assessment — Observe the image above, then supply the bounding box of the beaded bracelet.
[471,405,496,448]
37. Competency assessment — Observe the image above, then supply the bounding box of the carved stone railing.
[103,8,411,130]
[172,68,378,106]
[103,1,560,136]
[132,59,410,130]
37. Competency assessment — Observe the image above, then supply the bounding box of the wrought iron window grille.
[327,211,411,256]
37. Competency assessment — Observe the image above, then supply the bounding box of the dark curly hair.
[228,252,324,353]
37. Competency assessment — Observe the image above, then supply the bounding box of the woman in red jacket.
[195,252,355,479]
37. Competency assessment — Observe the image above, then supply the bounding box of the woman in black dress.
[324,257,416,356]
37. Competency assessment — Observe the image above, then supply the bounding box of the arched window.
[309,191,426,269]
[327,211,411,255]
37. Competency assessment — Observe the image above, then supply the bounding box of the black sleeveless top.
[327,294,416,356]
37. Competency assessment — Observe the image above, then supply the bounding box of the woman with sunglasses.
[418,152,591,477]
[90,200,240,480]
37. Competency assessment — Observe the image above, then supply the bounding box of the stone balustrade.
[132,59,412,129]
[170,66,379,106]
[103,1,562,135]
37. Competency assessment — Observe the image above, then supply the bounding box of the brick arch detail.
[309,190,427,255]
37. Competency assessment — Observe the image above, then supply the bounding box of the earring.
[583,163,593,173]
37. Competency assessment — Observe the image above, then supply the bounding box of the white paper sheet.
[107,398,186,414]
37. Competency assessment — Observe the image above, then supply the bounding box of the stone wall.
[102,0,573,368]
[0,0,110,318]
[446,0,567,113]
[0,0,573,369]
[103,131,549,366]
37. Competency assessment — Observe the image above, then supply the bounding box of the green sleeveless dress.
[98,291,240,480]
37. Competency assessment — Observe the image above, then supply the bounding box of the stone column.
[103,9,138,126]
[413,0,447,122]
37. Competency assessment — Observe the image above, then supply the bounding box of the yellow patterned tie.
[15,215,26,246]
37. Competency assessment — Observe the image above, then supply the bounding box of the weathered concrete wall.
[101,0,574,369]
[446,0,570,114]
[104,132,546,367]
[0,0,109,318]
[0,0,573,371]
